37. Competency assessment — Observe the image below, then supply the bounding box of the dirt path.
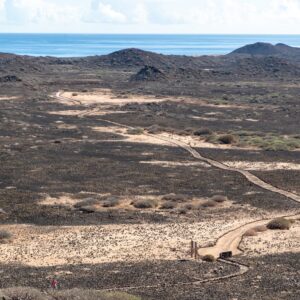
[54,91,300,288]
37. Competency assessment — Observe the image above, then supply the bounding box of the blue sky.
[0,0,300,33]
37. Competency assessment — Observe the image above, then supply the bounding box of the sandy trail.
[198,214,300,258]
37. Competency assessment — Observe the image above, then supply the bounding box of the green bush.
[267,218,292,230]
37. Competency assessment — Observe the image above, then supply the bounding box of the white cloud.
[1,0,300,33]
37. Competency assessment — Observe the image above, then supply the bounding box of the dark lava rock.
[130,65,167,82]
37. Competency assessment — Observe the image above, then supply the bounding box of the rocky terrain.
[0,42,299,299]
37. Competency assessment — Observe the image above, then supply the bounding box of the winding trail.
[54,91,300,289]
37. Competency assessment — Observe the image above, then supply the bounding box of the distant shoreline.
[0,34,300,57]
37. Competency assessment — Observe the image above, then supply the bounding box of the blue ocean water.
[0,34,300,57]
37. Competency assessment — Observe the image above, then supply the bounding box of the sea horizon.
[0,33,300,57]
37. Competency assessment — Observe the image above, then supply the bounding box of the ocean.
[0,34,300,57]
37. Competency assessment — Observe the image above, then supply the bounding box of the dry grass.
[132,199,158,209]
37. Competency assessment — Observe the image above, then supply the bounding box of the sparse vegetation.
[127,127,144,135]
[160,201,176,210]
[254,225,268,232]
[162,194,189,202]
[102,197,120,208]
[0,287,141,300]
[147,125,163,134]
[211,195,228,203]
[201,200,218,208]
[183,203,194,210]
[132,199,157,209]
[218,134,238,145]
[202,254,216,262]
[74,198,100,208]
[267,218,292,230]
[72,92,78,97]
[244,229,258,237]
[194,128,213,136]
[234,130,300,151]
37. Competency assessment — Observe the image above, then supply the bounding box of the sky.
[0,0,300,34]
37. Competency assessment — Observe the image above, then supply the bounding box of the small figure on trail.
[51,279,58,289]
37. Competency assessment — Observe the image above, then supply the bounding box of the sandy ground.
[61,90,170,106]
[223,161,300,171]
[241,222,300,257]
[0,96,19,101]
[0,216,260,267]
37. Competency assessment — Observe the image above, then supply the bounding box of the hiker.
[51,279,58,289]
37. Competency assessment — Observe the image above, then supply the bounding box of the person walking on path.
[51,279,58,290]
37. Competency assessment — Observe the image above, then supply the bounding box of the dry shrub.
[162,194,189,202]
[218,134,238,144]
[72,92,78,97]
[254,225,268,232]
[102,197,119,208]
[132,199,157,209]
[202,254,216,262]
[183,203,194,210]
[127,128,144,135]
[160,201,176,210]
[0,230,12,242]
[147,125,163,134]
[267,218,292,230]
[244,229,258,237]
[211,195,228,203]
[194,128,212,136]
[201,200,218,208]
[177,208,188,215]
[74,198,100,208]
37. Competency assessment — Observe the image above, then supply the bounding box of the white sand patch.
[92,126,174,147]
[223,161,300,171]
[0,217,259,267]
[241,223,300,257]
[49,110,129,117]
[61,90,169,105]
[0,96,19,101]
